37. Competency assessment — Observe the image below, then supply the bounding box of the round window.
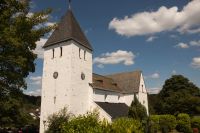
[53,72,58,79]
[81,72,85,80]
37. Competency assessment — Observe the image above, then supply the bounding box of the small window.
[79,48,81,59]
[60,47,62,57]
[54,96,56,104]
[84,51,86,60]
[118,95,120,100]
[104,94,107,101]
[143,100,145,104]
[52,49,55,59]
[142,85,144,92]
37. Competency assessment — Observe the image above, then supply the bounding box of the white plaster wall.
[93,89,121,103]
[40,42,72,133]
[69,42,93,115]
[137,73,149,115]
[40,41,93,133]
[123,94,134,106]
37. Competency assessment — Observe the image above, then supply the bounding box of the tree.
[155,75,200,115]
[0,0,54,99]
[0,0,54,128]
[128,94,147,121]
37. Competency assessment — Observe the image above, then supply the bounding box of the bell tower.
[40,2,93,132]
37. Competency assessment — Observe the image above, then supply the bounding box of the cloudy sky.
[24,0,200,96]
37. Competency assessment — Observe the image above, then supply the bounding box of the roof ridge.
[93,73,113,80]
[106,70,142,76]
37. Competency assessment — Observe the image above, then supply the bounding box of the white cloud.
[30,76,42,85]
[93,50,136,67]
[109,0,200,36]
[34,38,48,59]
[97,64,104,69]
[34,22,56,30]
[170,34,178,38]
[172,70,177,75]
[147,87,161,94]
[191,57,200,69]
[151,73,160,79]
[145,72,160,79]
[186,27,200,34]
[25,89,41,96]
[26,12,33,18]
[190,40,200,46]
[146,36,158,42]
[175,42,189,49]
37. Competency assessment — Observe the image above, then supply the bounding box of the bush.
[61,111,110,133]
[111,117,143,133]
[46,108,71,133]
[159,115,176,132]
[128,94,148,121]
[148,115,176,133]
[148,115,160,133]
[191,117,200,130]
[176,113,192,133]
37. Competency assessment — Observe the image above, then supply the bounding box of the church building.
[40,3,148,133]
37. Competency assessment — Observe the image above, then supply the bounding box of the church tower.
[40,3,93,132]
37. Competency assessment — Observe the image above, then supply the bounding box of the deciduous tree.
[155,75,200,115]
[0,0,54,98]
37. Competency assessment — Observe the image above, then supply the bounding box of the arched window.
[84,50,86,60]
[60,47,62,57]
[52,49,55,59]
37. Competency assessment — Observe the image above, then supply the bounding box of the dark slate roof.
[92,70,141,93]
[107,71,141,93]
[95,102,129,119]
[43,9,93,51]
[92,73,122,93]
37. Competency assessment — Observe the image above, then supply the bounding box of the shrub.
[128,94,148,121]
[46,108,71,133]
[148,115,160,133]
[61,111,110,133]
[159,115,176,132]
[191,117,200,130]
[176,113,192,133]
[111,117,143,133]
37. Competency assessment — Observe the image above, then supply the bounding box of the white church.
[40,4,148,133]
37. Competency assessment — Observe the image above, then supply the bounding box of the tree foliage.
[46,109,143,133]
[0,0,53,128]
[111,118,143,133]
[0,92,40,128]
[176,113,192,133]
[155,75,200,115]
[0,0,53,98]
[128,94,148,121]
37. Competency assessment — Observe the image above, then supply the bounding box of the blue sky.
[24,0,200,95]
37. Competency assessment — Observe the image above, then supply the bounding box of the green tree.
[155,75,200,115]
[128,94,147,121]
[0,0,53,98]
[0,0,54,127]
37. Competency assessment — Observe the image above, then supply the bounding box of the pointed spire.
[68,0,71,10]
[43,7,93,51]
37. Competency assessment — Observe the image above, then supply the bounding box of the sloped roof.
[92,71,141,93]
[92,73,122,93]
[43,9,93,50]
[107,71,141,93]
[95,102,129,119]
